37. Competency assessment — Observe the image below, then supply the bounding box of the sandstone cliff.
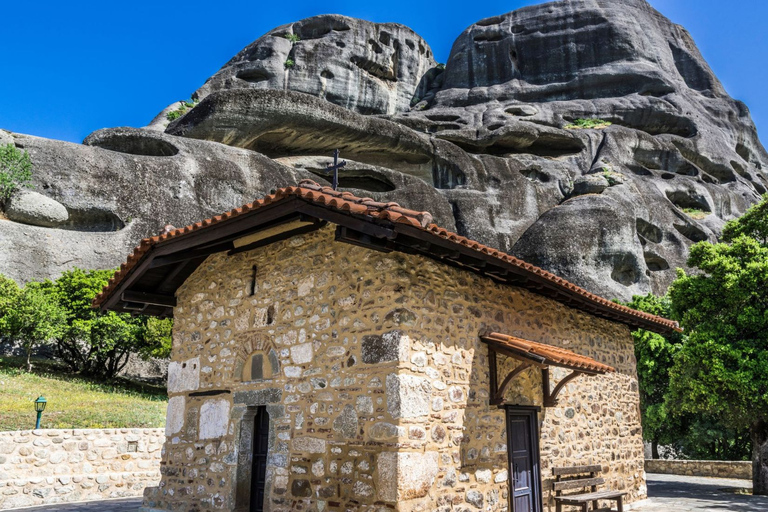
[2,0,766,301]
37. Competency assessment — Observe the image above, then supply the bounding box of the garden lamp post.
[34,396,46,429]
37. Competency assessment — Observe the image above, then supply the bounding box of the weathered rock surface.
[194,15,437,116]
[0,129,315,283]
[6,190,69,227]
[4,0,768,301]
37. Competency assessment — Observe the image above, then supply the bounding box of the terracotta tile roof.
[93,180,681,335]
[482,332,615,374]
[92,180,433,307]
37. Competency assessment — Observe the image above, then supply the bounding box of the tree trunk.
[652,440,659,459]
[25,343,32,372]
[751,419,768,495]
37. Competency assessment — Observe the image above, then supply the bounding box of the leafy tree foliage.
[668,195,768,494]
[0,276,65,371]
[51,268,172,379]
[624,294,685,458]
[0,143,33,209]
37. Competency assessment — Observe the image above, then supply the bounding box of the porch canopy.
[481,332,615,407]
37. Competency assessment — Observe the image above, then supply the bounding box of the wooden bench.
[553,465,626,512]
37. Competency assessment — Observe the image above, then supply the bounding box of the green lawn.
[0,357,167,430]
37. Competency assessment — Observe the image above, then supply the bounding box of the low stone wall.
[0,428,163,510]
[645,459,751,479]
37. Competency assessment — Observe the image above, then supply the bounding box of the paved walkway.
[632,473,768,511]
[8,473,768,510]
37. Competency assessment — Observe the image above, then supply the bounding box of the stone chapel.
[94,180,678,512]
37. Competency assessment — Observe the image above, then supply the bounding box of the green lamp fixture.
[34,396,47,429]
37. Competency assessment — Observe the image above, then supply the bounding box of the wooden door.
[250,407,269,512]
[506,408,541,512]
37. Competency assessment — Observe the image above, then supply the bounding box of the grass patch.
[0,356,166,431]
[682,207,710,220]
[284,58,295,69]
[565,118,612,130]
[283,33,300,43]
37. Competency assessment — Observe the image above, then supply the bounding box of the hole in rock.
[754,181,767,195]
[378,32,391,46]
[475,15,504,26]
[661,173,675,180]
[520,168,550,183]
[627,165,653,176]
[473,30,504,42]
[307,169,395,192]
[426,114,461,122]
[665,190,711,212]
[611,258,640,287]
[321,70,335,79]
[730,160,746,176]
[487,124,504,131]
[700,173,717,184]
[674,223,708,242]
[91,133,179,157]
[236,68,271,83]
[735,142,751,161]
[336,41,346,48]
[62,207,126,232]
[433,162,466,189]
[428,124,462,133]
[636,218,663,243]
[644,252,670,271]
[295,18,350,39]
[405,40,415,51]
[368,39,384,54]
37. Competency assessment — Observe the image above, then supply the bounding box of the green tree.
[624,293,685,458]
[52,268,170,379]
[668,195,768,494]
[0,280,66,371]
[0,143,33,209]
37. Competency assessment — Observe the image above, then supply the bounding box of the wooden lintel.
[543,369,584,407]
[121,291,177,308]
[150,241,234,268]
[229,221,326,255]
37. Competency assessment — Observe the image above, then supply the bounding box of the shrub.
[284,58,295,69]
[284,33,300,43]
[565,118,612,130]
[51,268,173,379]
[681,207,709,220]
[165,99,198,122]
[436,63,446,70]
[0,143,33,209]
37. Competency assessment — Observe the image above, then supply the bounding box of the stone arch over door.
[232,332,280,384]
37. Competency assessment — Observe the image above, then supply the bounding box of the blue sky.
[1,1,766,145]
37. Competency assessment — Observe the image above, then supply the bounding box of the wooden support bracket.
[543,368,584,407]
[489,347,534,405]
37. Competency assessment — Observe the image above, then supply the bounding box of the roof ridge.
[92,181,681,335]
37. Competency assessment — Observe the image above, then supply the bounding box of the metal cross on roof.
[325,149,347,190]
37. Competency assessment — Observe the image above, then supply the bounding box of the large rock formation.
[3,0,767,301]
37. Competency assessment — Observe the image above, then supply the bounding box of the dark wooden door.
[250,407,269,512]
[506,408,541,512]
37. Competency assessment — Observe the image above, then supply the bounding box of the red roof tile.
[482,332,615,374]
[92,180,680,335]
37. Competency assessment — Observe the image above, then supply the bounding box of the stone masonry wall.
[0,428,162,510]
[142,225,645,512]
[645,459,751,479]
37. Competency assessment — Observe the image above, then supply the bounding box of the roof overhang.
[94,182,680,335]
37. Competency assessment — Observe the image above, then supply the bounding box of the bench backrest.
[552,465,605,495]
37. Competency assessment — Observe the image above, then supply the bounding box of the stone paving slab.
[5,497,141,511]
[632,473,768,511]
[6,473,768,511]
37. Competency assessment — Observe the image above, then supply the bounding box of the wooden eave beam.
[121,291,177,307]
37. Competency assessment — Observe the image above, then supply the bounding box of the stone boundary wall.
[0,428,163,510]
[645,459,751,479]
